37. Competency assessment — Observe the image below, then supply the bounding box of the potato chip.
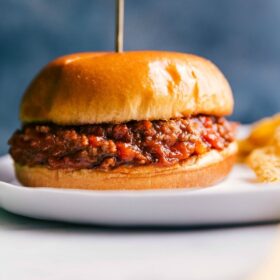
[239,113,280,182]
[237,139,256,161]
[247,147,280,182]
[271,126,280,153]
[249,113,280,146]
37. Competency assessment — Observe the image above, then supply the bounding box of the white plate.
[0,154,280,226]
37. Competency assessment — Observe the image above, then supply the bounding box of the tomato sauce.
[9,115,235,170]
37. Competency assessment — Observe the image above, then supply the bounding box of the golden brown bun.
[15,142,237,190]
[20,51,233,125]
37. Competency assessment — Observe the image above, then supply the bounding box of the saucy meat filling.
[9,115,235,170]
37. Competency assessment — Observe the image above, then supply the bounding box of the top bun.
[20,51,233,124]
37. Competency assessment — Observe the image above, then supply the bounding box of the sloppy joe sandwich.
[8,51,237,190]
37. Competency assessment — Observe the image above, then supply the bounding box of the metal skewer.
[115,0,124,52]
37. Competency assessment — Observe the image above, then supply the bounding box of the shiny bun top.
[20,51,233,124]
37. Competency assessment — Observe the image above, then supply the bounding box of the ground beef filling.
[9,115,235,171]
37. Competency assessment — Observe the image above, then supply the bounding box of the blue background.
[0,0,280,155]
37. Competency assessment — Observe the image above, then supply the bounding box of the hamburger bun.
[15,142,237,190]
[12,51,236,190]
[20,51,233,125]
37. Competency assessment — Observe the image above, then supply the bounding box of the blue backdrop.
[0,0,280,154]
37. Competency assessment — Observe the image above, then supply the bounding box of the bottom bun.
[15,142,237,190]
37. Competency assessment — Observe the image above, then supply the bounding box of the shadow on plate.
[0,208,278,234]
